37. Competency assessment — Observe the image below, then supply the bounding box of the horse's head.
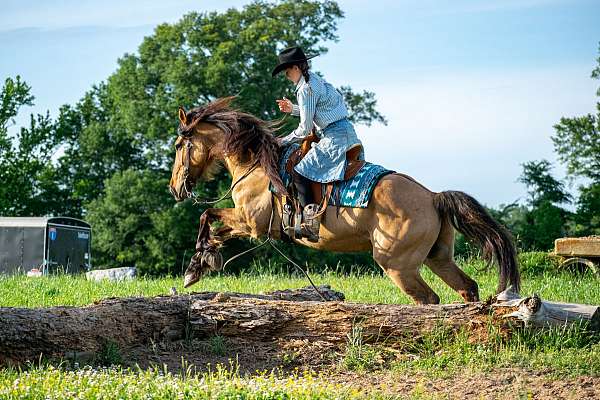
[169,97,287,203]
[169,106,222,202]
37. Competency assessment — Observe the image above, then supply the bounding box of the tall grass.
[0,258,598,308]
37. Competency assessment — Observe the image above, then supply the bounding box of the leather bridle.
[179,137,197,200]
[176,132,260,206]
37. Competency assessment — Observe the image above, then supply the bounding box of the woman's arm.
[280,86,317,145]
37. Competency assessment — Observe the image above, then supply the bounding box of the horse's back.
[300,172,440,252]
[371,172,436,212]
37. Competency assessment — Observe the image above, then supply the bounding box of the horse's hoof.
[183,270,199,288]
[183,249,223,288]
[183,252,204,288]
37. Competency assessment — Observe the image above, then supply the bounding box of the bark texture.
[0,285,597,367]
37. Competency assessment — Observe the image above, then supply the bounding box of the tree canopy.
[1,0,386,274]
[2,3,599,270]
[552,45,600,183]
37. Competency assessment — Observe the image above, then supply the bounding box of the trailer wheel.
[559,257,598,275]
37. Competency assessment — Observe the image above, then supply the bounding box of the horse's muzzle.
[169,185,185,202]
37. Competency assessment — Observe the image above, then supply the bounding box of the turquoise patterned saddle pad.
[273,144,394,208]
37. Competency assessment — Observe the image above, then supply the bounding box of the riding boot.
[292,172,320,242]
[293,171,313,208]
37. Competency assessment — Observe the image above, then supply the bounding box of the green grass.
[337,316,600,378]
[342,323,383,372]
[0,365,387,400]
[390,322,600,378]
[0,259,598,308]
[0,257,598,398]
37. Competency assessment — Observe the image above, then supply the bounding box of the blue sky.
[1,0,599,208]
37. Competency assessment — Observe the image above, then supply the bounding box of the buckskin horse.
[169,97,520,304]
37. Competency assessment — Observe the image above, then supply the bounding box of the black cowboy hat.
[271,46,317,77]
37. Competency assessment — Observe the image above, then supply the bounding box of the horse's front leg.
[184,208,247,288]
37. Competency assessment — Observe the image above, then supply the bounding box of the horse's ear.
[178,107,187,125]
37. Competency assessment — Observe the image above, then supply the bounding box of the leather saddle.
[285,130,365,211]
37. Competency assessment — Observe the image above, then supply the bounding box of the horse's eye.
[175,142,182,150]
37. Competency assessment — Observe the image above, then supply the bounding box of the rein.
[221,195,330,302]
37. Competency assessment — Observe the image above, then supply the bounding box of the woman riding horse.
[170,49,520,304]
[273,46,363,242]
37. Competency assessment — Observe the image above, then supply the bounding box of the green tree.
[54,85,147,210]
[0,76,33,131]
[56,0,384,206]
[572,183,600,236]
[0,76,71,216]
[517,160,571,250]
[0,76,34,213]
[518,160,572,207]
[551,43,600,236]
[520,201,567,251]
[66,0,386,272]
[85,169,200,274]
[486,202,529,251]
[339,86,387,126]
[552,44,600,182]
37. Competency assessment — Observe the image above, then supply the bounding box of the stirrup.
[282,202,295,239]
[301,203,321,242]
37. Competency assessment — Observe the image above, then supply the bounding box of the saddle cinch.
[281,130,365,241]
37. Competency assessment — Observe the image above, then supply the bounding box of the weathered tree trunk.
[0,285,597,367]
[187,294,488,346]
[0,286,341,365]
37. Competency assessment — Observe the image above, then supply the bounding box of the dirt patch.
[327,370,599,399]
[116,338,599,400]
[124,336,341,374]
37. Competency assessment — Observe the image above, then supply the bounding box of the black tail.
[433,190,520,294]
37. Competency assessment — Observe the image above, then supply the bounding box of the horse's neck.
[223,156,251,181]
[225,156,270,205]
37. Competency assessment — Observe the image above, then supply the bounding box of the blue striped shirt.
[280,71,348,145]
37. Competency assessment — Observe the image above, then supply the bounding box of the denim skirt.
[294,118,363,183]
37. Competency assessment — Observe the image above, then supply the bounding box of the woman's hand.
[276,97,293,113]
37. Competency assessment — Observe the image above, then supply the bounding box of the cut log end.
[494,289,599,329]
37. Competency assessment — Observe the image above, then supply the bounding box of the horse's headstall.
[177,125,194,138]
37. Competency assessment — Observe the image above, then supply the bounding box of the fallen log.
[0,286,343,366]
[0,285,597,368]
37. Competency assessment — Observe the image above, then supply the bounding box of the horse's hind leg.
[372,237,440,304]
[382,265,440,305]
[426,258,479,302]
[370,214,440,304]
[425,219,479,302]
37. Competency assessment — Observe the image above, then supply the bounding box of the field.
[0,256,599,399]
